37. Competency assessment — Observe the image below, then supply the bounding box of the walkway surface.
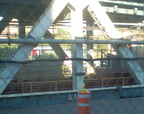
[0,97,144,114]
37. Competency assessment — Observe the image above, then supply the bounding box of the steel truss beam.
[43,30,68,59]
[0,0,69,94]
[0,0,144,95]
[88,0,144,84]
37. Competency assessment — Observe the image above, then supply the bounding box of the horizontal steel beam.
[99,0,144,7]
[0,39,144,44]
[104,6,144,16]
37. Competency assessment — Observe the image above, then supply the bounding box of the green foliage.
[57,29,70,35]
[94,35,108,50]
[96,44,108,50]
[0,46,58,60]
[0,47,16,60]
[56,29,71,39]
[33,53,58,60]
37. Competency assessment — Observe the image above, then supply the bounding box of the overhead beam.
[104,6,144,16]
[99,0,144,7]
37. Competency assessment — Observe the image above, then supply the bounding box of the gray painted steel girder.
[0,0,144,95]
[0,0,69,94]
[89,1,144,84]
[1,39,144,44]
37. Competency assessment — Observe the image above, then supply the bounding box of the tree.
[32,53,58,60]
[0,47,16,60]
[56,29,71,39]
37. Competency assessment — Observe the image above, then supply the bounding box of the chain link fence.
[0,0,144,114]
[1,46,143,94]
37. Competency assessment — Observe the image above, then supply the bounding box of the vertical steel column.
[71,7,84,91]
[18,20,25,39]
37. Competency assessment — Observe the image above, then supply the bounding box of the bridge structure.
[0,0,144,96]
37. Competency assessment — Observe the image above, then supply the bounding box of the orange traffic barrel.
[77,91,91,114]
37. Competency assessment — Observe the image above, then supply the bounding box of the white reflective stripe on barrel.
[78,94,90,98]
[77,103,90,107]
